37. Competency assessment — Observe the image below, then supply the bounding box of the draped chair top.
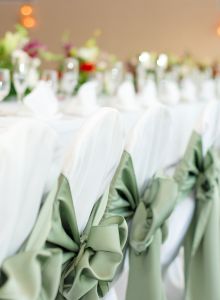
[125,104,172,195]
[62,107,125,233]
[0,119,57,265]
[45,107,127,299]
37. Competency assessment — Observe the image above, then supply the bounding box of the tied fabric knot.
[129,202,155,255]
[126,177,178,300]
[74,234,88,267]
[174,132,220,256]
[61,233,88,287]
[129,177,177,256]
[46,175,127,300]
[191,151,220,256]
[195,163,218,204]
[62,218,127,300]
[173,132,220,300]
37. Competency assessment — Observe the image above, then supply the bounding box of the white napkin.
[158,80,180,105]
[180,78,197,103]
[139,78,158,107]
[114,81,138,111]
[199,79,216,101]
[23,81,59,118]
[65,81,99,116]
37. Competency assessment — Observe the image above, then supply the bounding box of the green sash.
[104,151,178,300]
[46,174,127,300]
[0,184,63,300]
[174,131,220,300]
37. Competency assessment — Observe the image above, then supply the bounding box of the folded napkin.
[23,81,59,118]
[158,80,180,105]
[114,81,138,111]
[64,81,99,116]
[139,78,158,107]
[199,79,216,101]
[180,78,197,103]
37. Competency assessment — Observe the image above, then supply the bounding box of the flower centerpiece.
[61,30,118,93]
[0,24,61,99]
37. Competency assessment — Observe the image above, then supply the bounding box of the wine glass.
[42,69,58,93]
[61,58,79,99]
[0,69,10,101]
[104,62,124,96]
[13,60,29,101]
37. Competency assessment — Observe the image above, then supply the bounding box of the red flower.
[80,62,96,72]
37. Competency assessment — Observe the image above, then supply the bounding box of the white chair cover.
[62,107,125,233]
[180,78,197,103]
[0,120,57,265]
[109,104,173,300]
[64,81,99,116]
[114,81,138,111]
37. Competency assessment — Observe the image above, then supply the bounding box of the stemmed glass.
[42,69,58,94]
[0,69,10,101]
[61,58,79,99]
[13,60,29,101]
[104,62,124,96]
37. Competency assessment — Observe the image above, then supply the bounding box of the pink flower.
[23,40,46,58]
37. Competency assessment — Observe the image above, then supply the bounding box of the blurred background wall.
[0,0,220,61]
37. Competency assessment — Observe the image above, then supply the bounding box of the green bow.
[47,174,127,300]
[174,131,220,300]
[104,151,178,300]
[127,177,178,300]
[175,131,220,256]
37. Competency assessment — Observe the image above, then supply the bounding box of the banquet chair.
[104,104,178,300]
[44,107,127,299]
[162,100,220,300]
[0,119,61,299]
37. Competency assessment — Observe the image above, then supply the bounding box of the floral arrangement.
[0,24,61,98]
[61,30,117,90]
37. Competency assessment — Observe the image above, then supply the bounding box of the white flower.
[78,47,99,62]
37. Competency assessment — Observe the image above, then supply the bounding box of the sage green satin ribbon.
[105,151,139,219]
[104,151,178,300]
[46,174,127,300]
[174,131,220,300]
[0,184,63,300]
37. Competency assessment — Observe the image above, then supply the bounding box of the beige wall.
[0,0,220,61]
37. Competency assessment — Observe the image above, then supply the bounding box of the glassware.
[0,69,10,101]
[13,60,29,101]
[42,69,58,93]
[104,62,124,96]
[61,58,79,99]
[136,63,147,93]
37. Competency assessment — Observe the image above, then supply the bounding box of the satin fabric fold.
[0,185,63,300]
[46,174,127,300]
[174,131,220,300]
[104,151,178,300]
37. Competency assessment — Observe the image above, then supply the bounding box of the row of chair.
[0,101,220,300]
